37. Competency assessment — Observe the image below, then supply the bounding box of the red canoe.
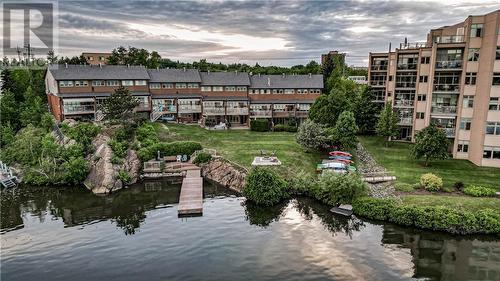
[329,151,352,157]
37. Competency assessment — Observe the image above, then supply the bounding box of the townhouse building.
[368,10,500,167]
[45,64,323,128]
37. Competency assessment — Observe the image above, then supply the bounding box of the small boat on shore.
[330,204,353,216]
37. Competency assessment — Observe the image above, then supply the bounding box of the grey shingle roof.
[200,71,250,86]
[249,74,323,89]
[48,64,150,80]
[147,68,201,83]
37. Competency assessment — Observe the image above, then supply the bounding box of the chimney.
[235,70,238,75]
[282,73,285,78]
[65,63,68,68]
[267,77,271,86]
[183,67,186,72]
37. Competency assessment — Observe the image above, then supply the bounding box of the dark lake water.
[1,180,499,281]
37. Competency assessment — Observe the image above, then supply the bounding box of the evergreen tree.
[411,123,449,166]
[20,86,47,127]
[354,86,380,134]
[1,69,13,92]
[0,90,20,130]
[332,111,359,150]
[100,86,140,122]
[376,102,399,145]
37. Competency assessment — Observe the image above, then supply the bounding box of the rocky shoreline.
[200,158,247,193]
[356,143,395,198]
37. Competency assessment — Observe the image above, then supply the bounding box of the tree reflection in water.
[244,199,290,227]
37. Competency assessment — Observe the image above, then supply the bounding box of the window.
[175,83,187,89]
[417,94,426,101]
[135,80,147,86]
[201,86,211,92]
[489,97,500,111]
[63,98,95,113]
[92,80,105,86]
[420,57,430,64]
[465,72,477,85]
[212,86,223,91]
[150,83,161,89]
[188,83,199,88]
[470,24,483,37]
[485,122,500,135]
[106,80,119,86]
[122,80,134,86]
[468,48,480,61]
[88,56,94,61]
[225,86,236,91]
[260,89,270,94]
[161,83,173,89]
[388,75,393,81]
[284,89,294,94]
[496,46,500,60]
[457,141,469,153]
[460,118,472,130]
[74,80,88,87]
[237,86,247,91]
[462,95,474,108]
[99,56,105,61]
[483,147,500,159]
[493,73,500,85]
[416,112,425,119]
[419,75,428,83]
[59,81,74,87]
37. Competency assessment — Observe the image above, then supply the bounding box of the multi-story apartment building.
[368,10,500,167]
[81,52,112,65]
[45,64,323,128]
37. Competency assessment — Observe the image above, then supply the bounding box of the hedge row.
[352,197,500,235]
[250,119,269,132]
[137,141,202,161]
[273,124,298,132]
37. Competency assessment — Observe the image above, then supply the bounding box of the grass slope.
[359,135,500,191]
[154,123,322,176]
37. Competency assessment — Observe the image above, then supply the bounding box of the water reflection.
[1,182,499,281]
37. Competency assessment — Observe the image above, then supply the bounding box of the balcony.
[394,100,415,107]
[63,105,95,115]
[433,35,464,44]
[370,65,388,71]
[203,107,225,115]
[178,105,202,113]
[296,111,309,118]
[399,42,428,49]
[431,105,457,114]
[398,117,413,125]
[433,84,460,92]
[370,81,386,87]
[395,82,416,89]
[396,63,417,70]
[435,60,462,70]
[442,127,456,138]
[250,110,272,117]
[152,104,176,113]
[273,111,295,118]
[226,108,249,115]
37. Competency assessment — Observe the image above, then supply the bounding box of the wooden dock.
[178,168,203,216]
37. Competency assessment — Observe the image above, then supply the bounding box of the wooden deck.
[178,167,203,216]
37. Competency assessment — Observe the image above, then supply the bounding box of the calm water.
[1,180,499,281]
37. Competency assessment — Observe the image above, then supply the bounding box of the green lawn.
[154,123,321,176]
[402,195,500,212]
[359,136,500,191]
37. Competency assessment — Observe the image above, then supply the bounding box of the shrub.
[453,181,465,191]
[273,124,297,132]
[395,182,415,192]
[63,157,89,184]
[117,170,131,185]
[463,185,496,197]
[296,119,329,151]
[352,197,500,235]
[193,152,212,165]
[243,167,288,206]
[137,123,159,147]
[312,172,367,205]
[250,119,269,132]
[138,141,202,161]
[109,138,128,159]
[287,171,317,195]
[420,173,442,192]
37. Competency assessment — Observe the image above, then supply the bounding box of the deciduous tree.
[332,111,358,150]
[376,102,399,145]
[411,123,449,166]
[99,87,140,122]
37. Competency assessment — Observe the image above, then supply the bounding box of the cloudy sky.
[11,0,500,66]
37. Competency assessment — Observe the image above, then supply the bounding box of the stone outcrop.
[200,158,247,193]
[84,133,140,194]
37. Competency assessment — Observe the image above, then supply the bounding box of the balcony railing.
[394,100,415,107]
[431,105,457,114]
[398,117,413,125]
[433,84,460,92]
[434,35,464,44]
[226,108,249,115]
[395,82,416,88]
[370,81,386,86]
[435,60,462,69]
[399,42,428,49]
[152,105,176,113]
[178,105,201,113]
[250,110,272,117]
[63,105,95,115]
[370,65,388,71]
[397,63,417,70]
[203,107,225,115]
[443,128,456,137]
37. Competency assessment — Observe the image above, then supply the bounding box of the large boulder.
[84,133,140,194]
[201,158,247,193]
